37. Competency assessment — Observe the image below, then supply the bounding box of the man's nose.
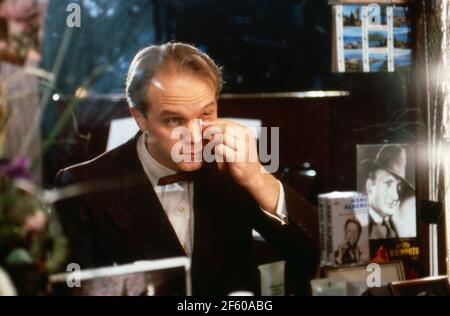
[187,119,202,145]
[389,185,399,201]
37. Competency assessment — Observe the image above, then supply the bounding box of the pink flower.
[0,156,32,180]
[0,0,36,19]
[24,211,47,234]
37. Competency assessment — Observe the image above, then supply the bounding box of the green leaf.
[5,248,33,265]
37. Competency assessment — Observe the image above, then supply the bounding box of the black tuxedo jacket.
[55,133,319,295]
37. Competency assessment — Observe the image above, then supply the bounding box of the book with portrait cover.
[356,143,420,279]
[356,144,416,240]
[318,192,370,266]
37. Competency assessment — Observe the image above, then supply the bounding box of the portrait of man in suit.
[357,144,416,240]
[335,217,362,265]
[54,42,318,295]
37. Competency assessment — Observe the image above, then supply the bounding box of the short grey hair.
[125,42,223,114]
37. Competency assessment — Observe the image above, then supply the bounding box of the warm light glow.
[51,93,60,102]
[75,87,87,99]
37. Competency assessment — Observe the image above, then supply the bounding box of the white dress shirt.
[369,207,384,226]
[136,134,287,256]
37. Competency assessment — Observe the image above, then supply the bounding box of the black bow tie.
[157,170,203,186]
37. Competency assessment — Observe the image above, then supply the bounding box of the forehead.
[346,222,359,230]
[147,69,216,112]
[375,169,399,183]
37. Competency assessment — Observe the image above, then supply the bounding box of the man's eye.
[165,118,182,126]
[200,112,210,118]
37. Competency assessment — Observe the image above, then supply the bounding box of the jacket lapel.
[191,164,224,264]
[106,133,186,259]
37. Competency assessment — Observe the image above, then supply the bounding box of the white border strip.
[49,257,192,296]
[362,6,370,72]
[387,6,395,72]
[335,5,345,72]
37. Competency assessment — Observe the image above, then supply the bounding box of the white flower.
[0,267,17,296]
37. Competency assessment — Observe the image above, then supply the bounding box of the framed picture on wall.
[357,144,417,240]
[331,1,411,72]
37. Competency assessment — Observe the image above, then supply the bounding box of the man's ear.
[130,107,147,132]
[366,178,374,195]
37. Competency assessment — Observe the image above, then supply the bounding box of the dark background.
[40,0,414,193]
[37,0,429,285]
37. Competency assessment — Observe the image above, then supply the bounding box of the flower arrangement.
[0,0,69,295]
[0,0,46,65]
[0,0,116,295]
[0,156,67,295]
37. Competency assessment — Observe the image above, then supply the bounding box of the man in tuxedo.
[55,42,318,295]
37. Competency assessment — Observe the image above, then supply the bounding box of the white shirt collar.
[369,207,387,225]
[136,133,177,187]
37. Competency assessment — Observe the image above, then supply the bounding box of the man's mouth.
[386,202,399,209]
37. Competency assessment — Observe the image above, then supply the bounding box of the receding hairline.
[143,65,219,112]
[125,42,223,114]
[154,59,218,89]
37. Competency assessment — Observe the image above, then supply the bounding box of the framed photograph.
[344,49,363,72]
[357,144,417,240]
[390,276,450,296]
[332,2,410,73]
[324,261,405,285]
[394,26,410,48]
[368,30,388,48]
[369,52,388,72]
[393,5,408,28]
[343,5,362,27]
[394,48,412,71]
[344,27,362,49]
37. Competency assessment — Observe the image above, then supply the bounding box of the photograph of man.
[54,42,319,295]
[335,217,362,265]
[357,144,416,240]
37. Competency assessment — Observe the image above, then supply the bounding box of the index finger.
[202,119,248,134]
